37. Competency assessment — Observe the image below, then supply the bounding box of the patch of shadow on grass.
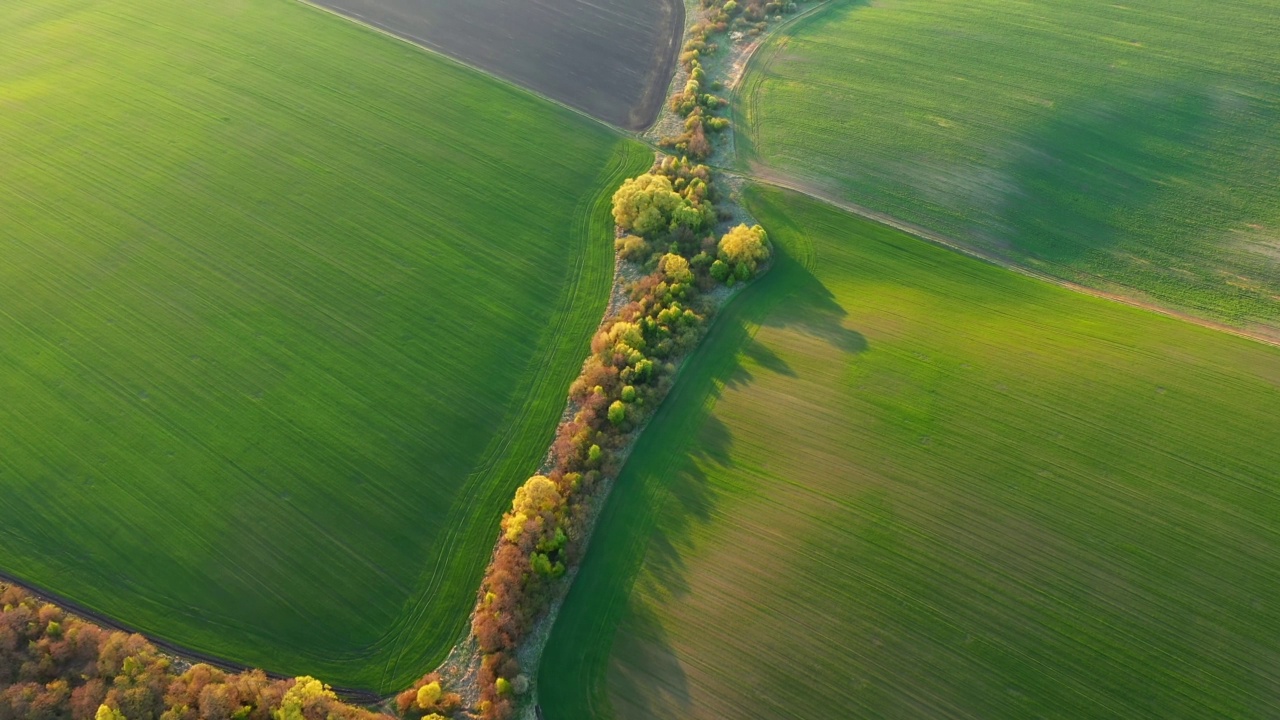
[727,261,867,391]
[602,235,867,720]
[997,82,1231,264]
[763,260,867,354]
[638,416,732,599]
[540,307,761,719]
[741,339,796,378]
[606,425,728,720]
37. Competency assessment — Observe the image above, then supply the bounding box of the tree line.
[661,0,799,159]
[463,155,770,720]
[0,583,385,720]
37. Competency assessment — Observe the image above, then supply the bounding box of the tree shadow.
[741,338,796,378]
[579,236,867,720]
[602,419,730,718]
[724,260,867,391]
[763,260,868,353]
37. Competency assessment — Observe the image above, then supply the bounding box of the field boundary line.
[291,0,641,139]
[727,0,1280,350]
[734,169,1280,349]
[0,569,382,703]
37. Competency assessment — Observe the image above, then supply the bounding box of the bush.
[660,253,693,285]
[611,174,706,237]
[504,475,561,542]
[275,676,335,720]
[717,224,771,280]
[709,259,730,282]
[416,681,441,710]
[608,400,627,426]
[96,706,126,720]
[616,235,649,262]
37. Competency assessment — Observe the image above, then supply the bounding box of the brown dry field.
[309,0,683,129]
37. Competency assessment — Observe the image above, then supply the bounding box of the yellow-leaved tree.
[273,676,335,720]
[714,224,770,282]
[503,476,561,542]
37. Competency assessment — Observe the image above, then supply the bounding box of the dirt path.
[739,166,1280,349]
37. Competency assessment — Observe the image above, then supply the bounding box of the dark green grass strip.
[539,185,1280,719]
[0,0,647,691]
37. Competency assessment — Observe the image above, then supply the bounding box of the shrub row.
[466,156,770,720]
[0,584,384,720]
[660,0,798,159]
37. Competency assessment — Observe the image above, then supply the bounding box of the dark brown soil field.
[310,0,683,130]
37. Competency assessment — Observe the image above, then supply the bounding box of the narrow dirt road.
[735,166,1280,349]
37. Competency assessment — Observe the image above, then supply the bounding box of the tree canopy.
[611,173,709,238]
[718,223,771,279]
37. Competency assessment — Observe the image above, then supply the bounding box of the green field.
[738,0,1280,330]
[0,0,649,690]
[540,186,1280,719]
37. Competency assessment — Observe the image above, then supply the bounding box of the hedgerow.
[660,0,798,159]
[0,584,384,720]
[467,154,770,720]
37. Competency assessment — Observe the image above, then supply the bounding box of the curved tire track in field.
[371,141,653,691]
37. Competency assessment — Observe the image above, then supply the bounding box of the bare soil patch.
[308,0,683,129]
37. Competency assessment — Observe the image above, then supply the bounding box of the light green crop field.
[738,0,1280,330]
[540,186,1280,719]
[0,0,649,691]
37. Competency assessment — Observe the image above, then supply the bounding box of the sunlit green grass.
[0,0,648,690]
[738,0,1280,328]
[540,185,1280,719]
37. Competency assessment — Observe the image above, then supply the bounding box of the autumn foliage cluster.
[662,0,798,159]
[0,584,384,720]
[393,675,460,720]
[467,155,769,719]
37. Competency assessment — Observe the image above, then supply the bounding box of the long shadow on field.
[557,231,867,720]
[604,417,730,717]
[763,262,867,354]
